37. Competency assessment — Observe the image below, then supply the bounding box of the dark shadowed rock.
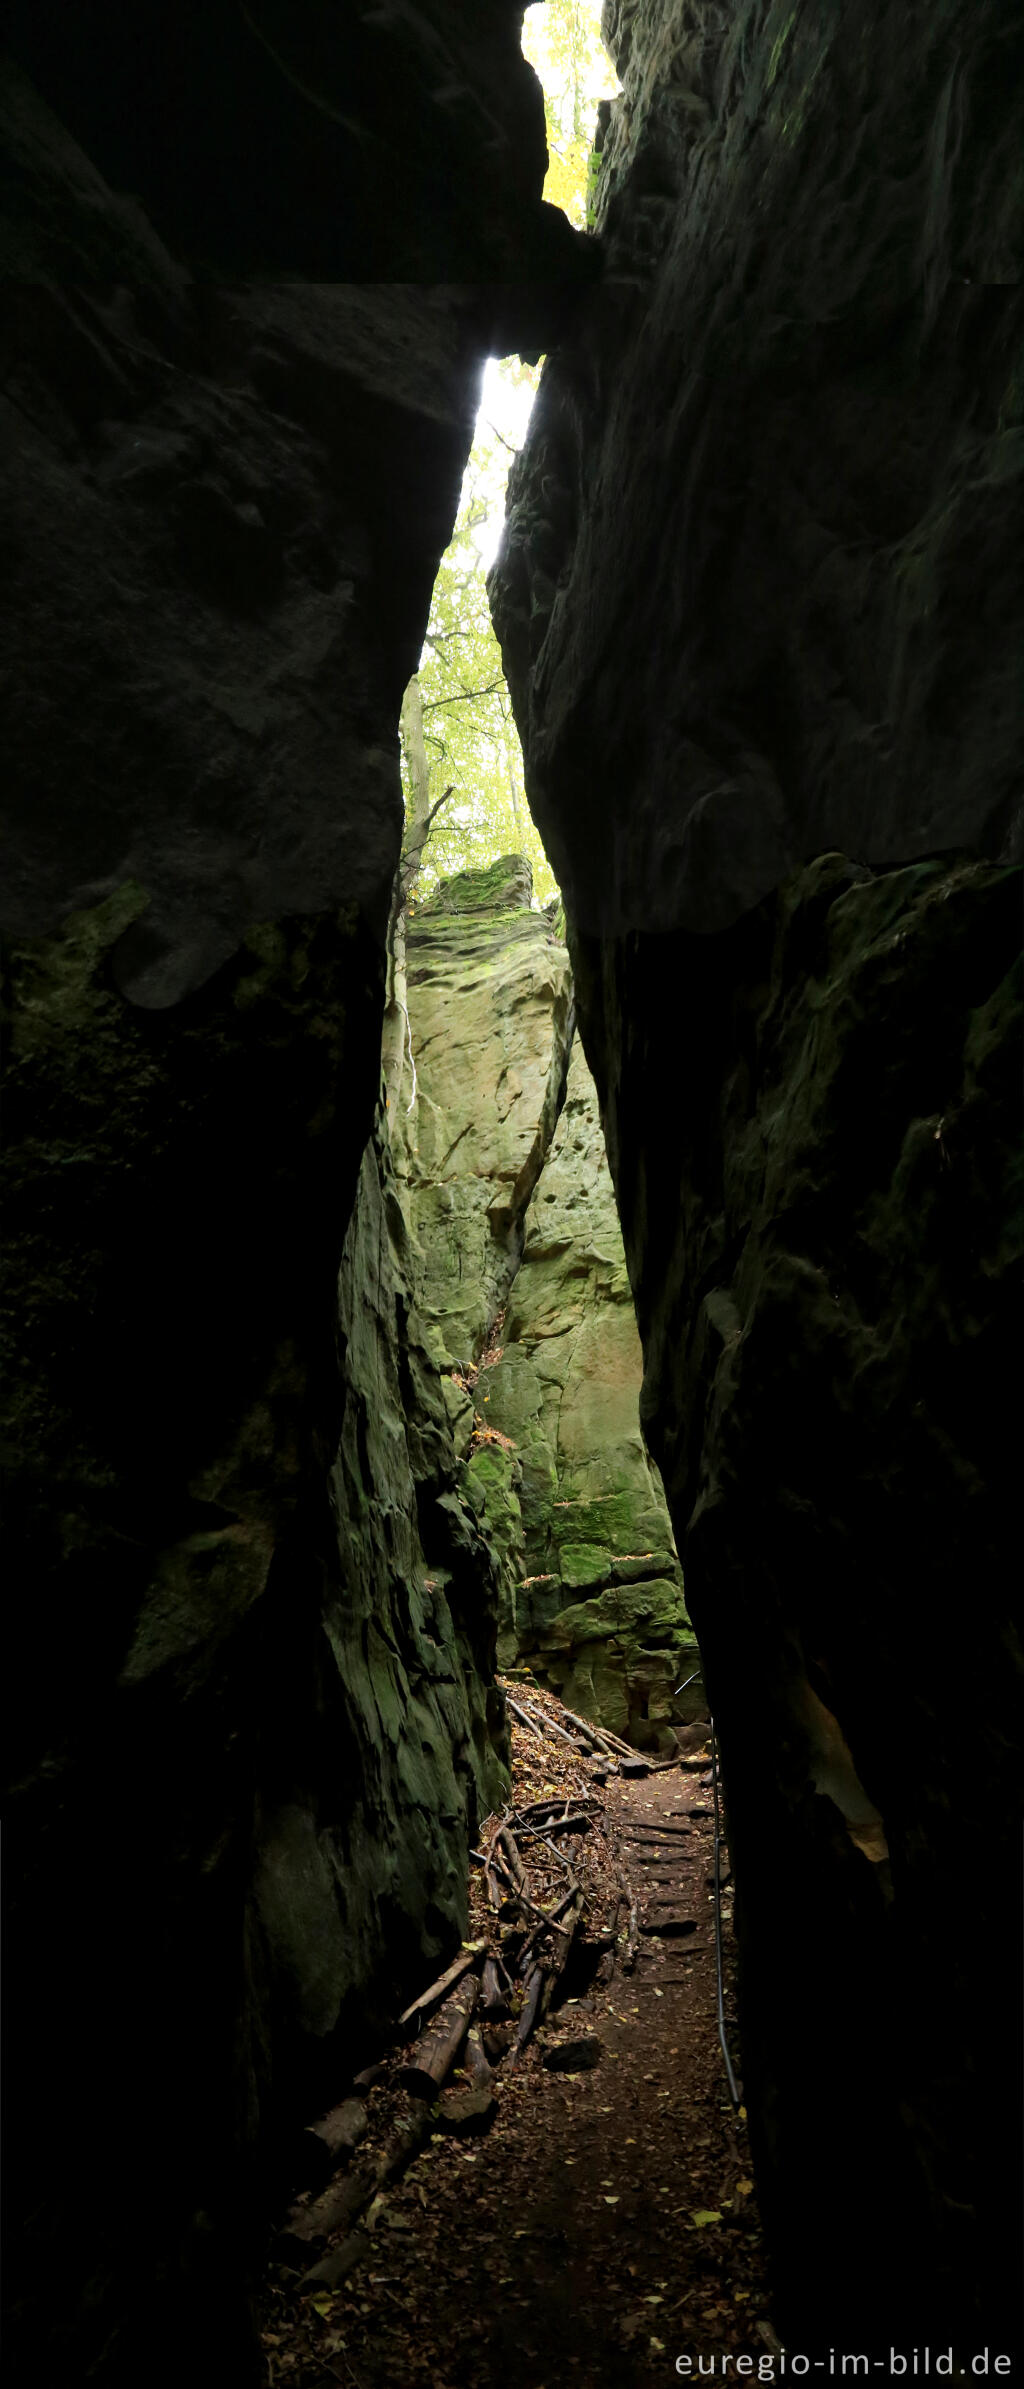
[490,0,1024,2359]
[0,9,596,2383]
[491,4,1023,937]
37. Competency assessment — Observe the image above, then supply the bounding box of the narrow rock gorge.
[2,1,1021,2383]
[396,855,695,1744]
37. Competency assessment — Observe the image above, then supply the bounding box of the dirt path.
[262,1766,773,2389]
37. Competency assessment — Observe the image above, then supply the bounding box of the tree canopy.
[522,0,616,229]
[399,384,558,907]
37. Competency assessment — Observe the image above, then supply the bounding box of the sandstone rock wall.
[400,860,695,1750]
[485,1038,695,1747]
[397,855,575,1372]
[0,17,595,2383]
[490,0,1023,2357]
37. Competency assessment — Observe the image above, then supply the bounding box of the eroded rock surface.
[494,3,1022,937]
[490,0,1024,2357]
[0,17,594,2385]
[485,1039,694,1747]
[400,860,693,1749]
[398,855,574,1371]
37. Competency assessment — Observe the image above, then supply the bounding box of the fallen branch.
[397,1941,485,2031]
[515,1811,596,1842]
[507,1696,586,1754]
[497,1825,527,1890]
[506,1694,545,1739]
[516,1886,584,2052]
[558,1703,636,1761]
[518,1878,581,1967]
[510,1795,602,1826]
[398,1965,481,2099]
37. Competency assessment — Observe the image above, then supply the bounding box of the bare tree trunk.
[384,675,455,1136]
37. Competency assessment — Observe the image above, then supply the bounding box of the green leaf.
[691,2208,722,2228]
[401,372,559,909]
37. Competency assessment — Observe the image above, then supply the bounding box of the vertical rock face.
[0,17,596,2386]
[496,0,1021,937]
[256,1104,508,2118]
[486,1038,694,1745]
[399,860,693,1747]
[398,854,575,1371]
[490,0,1023,2357]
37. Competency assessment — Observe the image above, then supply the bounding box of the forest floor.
[260,1687,774,2389]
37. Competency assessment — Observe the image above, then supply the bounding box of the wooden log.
[280,2167,370,2259]
[516,1965,546,2051]
[515,1887,583,2053]
[397,1964,480,2098]
[281,2096,432,2264]
[480,1958,510,2021]
[397,1940,485,2031]
[351,2060,386,2094]
[299,2228,373,2293]
[462,2025,494,2088]
[538,1886,584,2015]
[293,2096,368,2191]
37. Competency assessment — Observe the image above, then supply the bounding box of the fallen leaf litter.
[260,1674,772,2384]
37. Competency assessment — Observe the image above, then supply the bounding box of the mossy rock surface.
[400,876,691,1742]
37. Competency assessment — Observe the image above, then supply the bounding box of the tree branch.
[424,784,458,834]
[420,680,504,712]
[484,417,518,457]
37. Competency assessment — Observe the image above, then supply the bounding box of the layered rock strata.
[399,859,694,1748]
[490,0,1023,2358]
[0,16,595,2385]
